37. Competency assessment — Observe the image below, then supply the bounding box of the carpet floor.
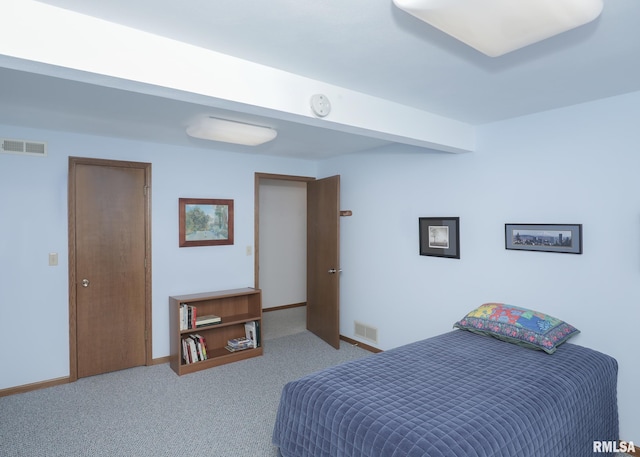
[0,330,371,457]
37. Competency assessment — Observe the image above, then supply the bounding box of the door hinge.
[143,185,149,196]
[144,257,147,269]
[145,329,148,341]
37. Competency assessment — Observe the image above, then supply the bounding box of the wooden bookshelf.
[169,287,263,375]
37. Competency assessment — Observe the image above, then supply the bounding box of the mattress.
[272,330,618,457]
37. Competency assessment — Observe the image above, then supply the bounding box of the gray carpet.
[262,306,307,341]
[0,330,370,457]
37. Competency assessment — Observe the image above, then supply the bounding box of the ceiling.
[1,0,640,158]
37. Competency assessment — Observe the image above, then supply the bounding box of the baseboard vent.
[1,138,47,157]
[354,321,378,344]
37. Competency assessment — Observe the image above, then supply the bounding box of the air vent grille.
[1,138,47,157]
[354,321,378,344]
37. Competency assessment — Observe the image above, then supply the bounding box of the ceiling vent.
[1,138,47,157]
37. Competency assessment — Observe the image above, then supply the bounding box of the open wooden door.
[306,175,340,349]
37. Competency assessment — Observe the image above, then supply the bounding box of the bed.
[272,326,618,456]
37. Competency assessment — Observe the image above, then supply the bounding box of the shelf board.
[178,347,263,374]
[179,313,260,334]
[171,287,260,303]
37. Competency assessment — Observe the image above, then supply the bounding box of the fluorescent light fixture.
[393,0,603,57]
[186,117,277,146]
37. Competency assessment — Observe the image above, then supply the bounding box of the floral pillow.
[453,303,579,354]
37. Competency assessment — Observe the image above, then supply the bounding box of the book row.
[182,334,208,364]
[179,303,221,330]
[181,321,262,364]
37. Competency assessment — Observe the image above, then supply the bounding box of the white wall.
[0,126,316,388]
[319,90,640,441]
[259,179,307,309]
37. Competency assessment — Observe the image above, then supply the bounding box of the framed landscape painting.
[179,198,234,247]
[505,223,582,254]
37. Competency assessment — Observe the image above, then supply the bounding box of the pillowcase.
[453,303,579,354]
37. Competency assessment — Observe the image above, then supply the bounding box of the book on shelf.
[192,334,208,360]
[225,336,254,352]
[186,337,198,363]
[179,303,198,330]
[181,334,208,364]
[179,304,185,330]
[244,321,261,348]
[225,344,251,352]
[180,304,221,330]
[227,336,253,348]
[196,314,222,327]
[189,337,199,363]
[182,338,190,364]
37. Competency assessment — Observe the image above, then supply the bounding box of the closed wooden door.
[69,157,151,379]
[306,175,340,349]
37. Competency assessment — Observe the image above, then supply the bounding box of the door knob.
[81,278,90,287]
[328,268,342,274]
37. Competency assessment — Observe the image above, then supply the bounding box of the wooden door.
[69,157,151,379]
[306,175,340,349]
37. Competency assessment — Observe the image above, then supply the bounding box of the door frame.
[68,157,153,382]
[254,173,315,290]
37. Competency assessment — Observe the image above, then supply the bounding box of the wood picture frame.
[179,198,234,247]
[419,217,460,259]
[505,223,582,254]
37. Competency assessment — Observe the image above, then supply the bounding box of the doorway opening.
[254,172,341,349]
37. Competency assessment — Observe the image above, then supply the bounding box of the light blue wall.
[320,90,640,441]
[0,127,316,387]
[1,90,638,439]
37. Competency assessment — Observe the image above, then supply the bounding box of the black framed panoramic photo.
[419,217,460,259]
[505,223,582,254]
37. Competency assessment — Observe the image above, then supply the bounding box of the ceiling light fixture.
[186,117,277,146]
[393,0,603,57]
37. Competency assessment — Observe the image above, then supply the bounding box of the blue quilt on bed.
[272,330,618,457]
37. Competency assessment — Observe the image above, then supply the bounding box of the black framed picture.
[419,217,460,259]
[505,223,582,254]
